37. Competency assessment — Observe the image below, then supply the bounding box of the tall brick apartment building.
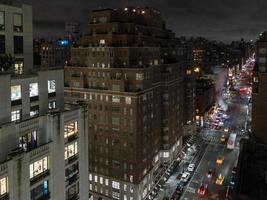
[64,7,195,200]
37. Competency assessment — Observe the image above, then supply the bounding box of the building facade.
[252,31,267,143]
[0,2,33,74]
[0,69,89,200]
[64,7,195,200]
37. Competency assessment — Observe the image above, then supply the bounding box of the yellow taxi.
[216,156,224,165]
[215,174,224,185]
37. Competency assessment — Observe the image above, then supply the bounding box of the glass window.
[14,36,23,54]
[112,181,120,189]
[11,85,21,101]
[29,83,39,97]
[29,156,48,179]
[136,73,144,80]
[0,176,8,196]
[64,142,78,160]
[0,11,4,31]
[259,48,266,54]
[30,180,49,200]
[11,110,21,122]
[14,60,23,74]
[30,106,39,117]
[48,101,56,110]
[125,97,131,104]
[19,130,37,151]
[259,57,266,64]
[48,80,56,93]
[112,95,120,103]
[0,35,5,54]
[111,117,119,125]
[64,121,78,139]
[13,13,22,32]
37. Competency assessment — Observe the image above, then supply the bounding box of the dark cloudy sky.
[15,0,267,42]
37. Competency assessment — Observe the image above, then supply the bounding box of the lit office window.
[14,61,23,74]
[0,176,8,196]
[13,13,23,32]
[64,142,78,160]
[112,95,120,103]
[30,106,39,117]
[125,97,131,104]
[136,73,144,80]
[11,110,21,122]
[112,191,120,199]
[11,85,21,101]
[29,83,39,97]
[64,121,78,139]
[47,80,56,93]
[0,11,4,31]
[29,156,48,179]
[112,181,120,189]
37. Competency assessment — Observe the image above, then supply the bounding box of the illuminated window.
[48,101,56,110]
[125,97,131,104]
[29,83,39,97]
[11,110,21,122]
[48,80,56,93]
[29,156,48,179]
[163,152,169,158]
[64,121,78,139]
[112,192,120,199]
[136,73,144,80]
[11,85,21,101]
[89,174,92,181]
[64,142,78,160]
[0,176,8,196]
[14,61,23,74]
[112,95,120,103]
[30,106,39,117]
[105,179,109,186]
[112,181,120,189]
[100,39,105,45]
[186,70,191,75]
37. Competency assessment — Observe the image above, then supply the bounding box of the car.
[220,135,226,143]
[187,164,195,172]
[207,169,214,178]
[216,156,224,165]
[176,173,182,180]
[181,172,191,182]
[197,184,207,195]
[224,128,229,132]
[232,166,237,174]
[230,176,235,185]
[215,174,224,185]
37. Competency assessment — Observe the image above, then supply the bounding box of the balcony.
[30,170,50,186]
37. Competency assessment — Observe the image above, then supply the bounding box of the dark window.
[0,35,5,54]
[14,36,23,54]
[30,180,49,200]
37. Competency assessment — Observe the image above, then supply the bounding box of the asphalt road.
[181,82,250,200]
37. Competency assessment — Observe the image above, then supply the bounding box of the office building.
[0,69,89,200]
[64,7,195,200]
[0,2,33,74]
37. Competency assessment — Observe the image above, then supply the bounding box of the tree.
[0,54,15,72]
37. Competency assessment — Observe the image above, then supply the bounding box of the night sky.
[15,0,267,42]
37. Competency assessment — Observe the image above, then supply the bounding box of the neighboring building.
[252,31,267,143]
[64,7,195,200]
[0,2,33,74]
[0,69,89,200]
[40,39,70,69]
[195,77,215,127]
[65,21,80,41]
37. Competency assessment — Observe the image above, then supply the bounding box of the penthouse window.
[29,156,49,179]
[0,176,8,197]
[64,142,78,160]
[13,13,23,32]
[0,11,4,31]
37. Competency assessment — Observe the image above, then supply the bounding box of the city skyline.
[13,0,267,42]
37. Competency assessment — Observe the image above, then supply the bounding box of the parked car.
[187,164,195,172]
